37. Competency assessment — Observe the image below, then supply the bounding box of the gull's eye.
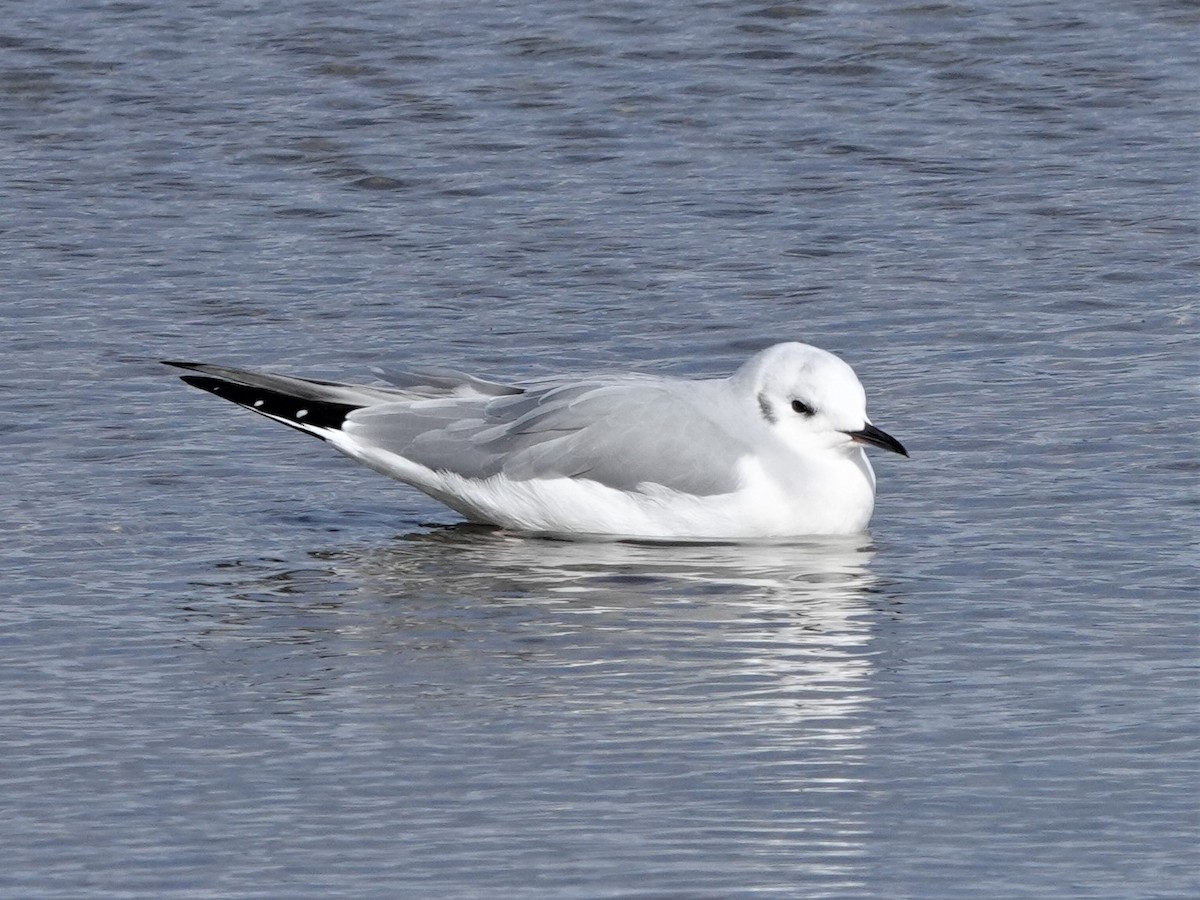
[791,399,815,417]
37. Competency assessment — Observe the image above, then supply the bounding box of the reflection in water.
[337,525,882,723]
[347,524,876,602]
[185,528,884,887]
[192,526,882,725]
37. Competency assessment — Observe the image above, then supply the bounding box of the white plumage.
[166,342,907,540]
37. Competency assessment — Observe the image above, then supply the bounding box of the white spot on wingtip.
[253,399,264,408]
[296,409,308,419]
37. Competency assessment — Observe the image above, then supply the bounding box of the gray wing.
[343,377,749,496]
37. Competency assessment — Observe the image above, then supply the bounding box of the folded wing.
[168,362,749,497]
[344,378,748,496]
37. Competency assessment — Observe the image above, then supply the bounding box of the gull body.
[166,343,907,540]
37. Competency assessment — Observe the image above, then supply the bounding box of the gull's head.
[733,342,908,458]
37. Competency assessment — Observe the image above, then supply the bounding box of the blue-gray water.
[2,0,1197,896]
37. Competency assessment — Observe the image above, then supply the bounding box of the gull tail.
[163,361,377,441]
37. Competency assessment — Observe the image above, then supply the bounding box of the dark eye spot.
[791,399,815,417]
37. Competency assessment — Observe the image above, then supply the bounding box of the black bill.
[846,423,908,457]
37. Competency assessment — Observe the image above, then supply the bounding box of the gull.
[164,343,907,540]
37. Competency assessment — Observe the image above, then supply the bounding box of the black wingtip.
[162,360,204,371]
[174,372,358,438]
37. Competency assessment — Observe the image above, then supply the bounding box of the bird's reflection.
[195,527,882,698]
[185,526,883,869]
[292,525,886,725]
[341,523,876,600]
[192,531,879,718]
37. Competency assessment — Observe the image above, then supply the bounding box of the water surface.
[1,0,1196,896]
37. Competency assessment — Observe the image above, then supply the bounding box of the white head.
[732,342,907,458]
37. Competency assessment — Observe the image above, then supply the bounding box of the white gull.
[165,342,907,540]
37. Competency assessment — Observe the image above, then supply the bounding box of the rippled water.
[2,0,1197,896]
